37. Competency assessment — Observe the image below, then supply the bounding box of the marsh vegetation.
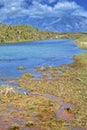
[0,24,87,130]
[0,48,87,130]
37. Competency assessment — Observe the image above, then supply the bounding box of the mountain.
[3,15,87,32]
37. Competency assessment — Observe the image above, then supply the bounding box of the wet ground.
[55,103,75,121]
[66,126,87,130]
[0,90,87,130]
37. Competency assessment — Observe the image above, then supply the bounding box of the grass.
[0,24,64,44]
[9,123,20,130]
[17,49,87,128]
[0,85,16,96]
[75,34,87,49]
[0,33,87,130]
[17,66,26,70]
[25,121,35,127]
[0,92,61,130]
[0,23,87,46]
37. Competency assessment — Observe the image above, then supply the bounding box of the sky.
[0,0,87,22]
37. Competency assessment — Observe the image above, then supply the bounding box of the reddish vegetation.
[56,108,74,121]
[55,103,75,121]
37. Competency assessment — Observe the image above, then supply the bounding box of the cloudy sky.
[0,0,87,22]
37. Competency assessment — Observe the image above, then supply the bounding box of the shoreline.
[0,36,87,130]
[0,38,86,86]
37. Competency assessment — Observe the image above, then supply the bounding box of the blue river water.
[0,39,85,80]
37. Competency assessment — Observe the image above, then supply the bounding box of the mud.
[55,103,75,121]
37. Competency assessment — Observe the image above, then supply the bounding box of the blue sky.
[0,0,87,22]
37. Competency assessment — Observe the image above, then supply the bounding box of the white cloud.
[0,0,87,22]
[54,1,80,10]
[53,1,86,16]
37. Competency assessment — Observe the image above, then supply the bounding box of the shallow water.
[43,93,64,104]
[0,39,85,81]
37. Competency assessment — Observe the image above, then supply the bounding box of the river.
[0,39,85,84]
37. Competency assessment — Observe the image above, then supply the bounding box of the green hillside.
[0,24,61,43]
[0,24,87,50]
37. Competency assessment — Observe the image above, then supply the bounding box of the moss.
[23,72,34,78]
[9,123,20,130]
[17,66,26,70]
[25,121,34,127]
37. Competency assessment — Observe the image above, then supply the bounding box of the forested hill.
[0,24,61,43]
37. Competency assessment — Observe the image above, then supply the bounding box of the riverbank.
[0,24,87,48]
[0,24,87,129]
[0,24,64,44]
[17,52,87,126]
[0,39,87,130]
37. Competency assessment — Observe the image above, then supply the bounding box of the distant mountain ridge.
[3,15,87,32]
